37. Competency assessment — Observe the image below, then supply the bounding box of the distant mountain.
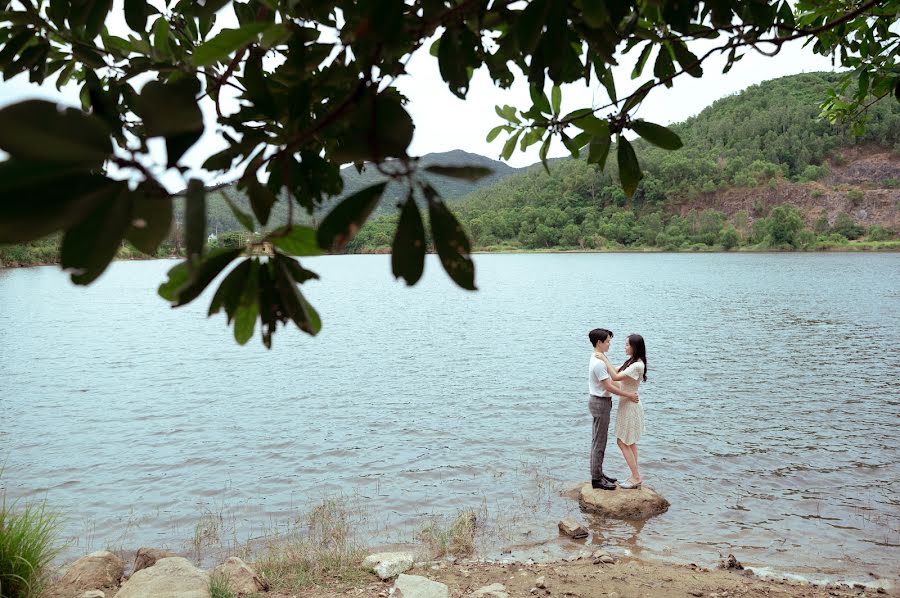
[197,149,520,232]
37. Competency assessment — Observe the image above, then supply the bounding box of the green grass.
[208,571,237,598]
[0,493,61,598]
[416,509,479,559]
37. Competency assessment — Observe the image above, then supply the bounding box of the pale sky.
[0,6,837,180]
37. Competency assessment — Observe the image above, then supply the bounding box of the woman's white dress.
[614,361,645,444]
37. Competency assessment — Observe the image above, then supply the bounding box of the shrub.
[416,509,479,559]
[0,493,61,598]
[847,189,864,205]
[721,226,740,250]
[867,226,894,242]
[831,212,865,240]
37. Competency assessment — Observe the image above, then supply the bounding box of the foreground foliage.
[0,0,898,345]
[0,491,61,598]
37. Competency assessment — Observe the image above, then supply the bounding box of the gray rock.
[363,552,415,580]
[59,551,125,593]
[579,482,670,520]
[472,583,509,597]
[133,547,178,574]
[113,557,209,598]
[212,556,268,595]
[392,574,448,598]
[79,592,106,598]
[535,575,546,588]
[557,518,588,539]
[718,554,743,570]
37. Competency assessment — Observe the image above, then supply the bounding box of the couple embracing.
[587,328,648,491]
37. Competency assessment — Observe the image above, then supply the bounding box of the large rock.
[578,482,670,520]
[392,574,449,598]
[113,557,209,598]
[133,547,178,574]
[58,551,125,593]
[362,551,415,580]
[212,556,268,595]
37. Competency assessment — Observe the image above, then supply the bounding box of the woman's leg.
[629,444,641,482]
[617,438,639,481]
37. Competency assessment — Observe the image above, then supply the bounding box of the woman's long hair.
[618,334,648,381]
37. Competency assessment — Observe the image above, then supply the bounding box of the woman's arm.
[595,352,630,381]
[601,378,639,402]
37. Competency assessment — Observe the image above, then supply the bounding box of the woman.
[596,334,647,489]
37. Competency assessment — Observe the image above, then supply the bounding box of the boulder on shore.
[58,551,125,594]
[393,574,449,598]
[362,551,415,580]
[133,547,178,574]
[212,556,269,595]
[578,482,669,520]
[113,557,209,598]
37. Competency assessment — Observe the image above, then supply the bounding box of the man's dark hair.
[588,328,613,347]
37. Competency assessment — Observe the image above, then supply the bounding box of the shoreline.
[2,244,899,270]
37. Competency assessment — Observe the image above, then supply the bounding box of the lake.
[1,253,898,586]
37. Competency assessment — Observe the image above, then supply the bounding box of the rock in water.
[578,482,669,520]
[58,551,125,594]
[212,556,269,594]
[393,574,449,598]
[362,551,415,580]
[557,518,589,539]
[113,557,209,598]
[133,547,178,574]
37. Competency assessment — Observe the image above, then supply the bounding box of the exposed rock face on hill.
[670,145,899,229]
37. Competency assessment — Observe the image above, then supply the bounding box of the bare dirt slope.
[670,145,899,229]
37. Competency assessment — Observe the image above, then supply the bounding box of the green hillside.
[347,72,900,252]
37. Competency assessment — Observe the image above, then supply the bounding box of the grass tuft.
[0,491,61,598]
[208,571,236,598]
[252,498,367,590]
[416,509,478,559]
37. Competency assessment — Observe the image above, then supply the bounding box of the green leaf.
[160,247,244,306]
[273,253,320,335]
[671,40,702,77]
[137,78,203,165]
[631,42,653,79]
[587,134,611,169]
[427,194,476,291]
[572,115,609,137]
[551,84,561,114]
[617,137,643,197]
[60,182,130,285]
[0,100,111,165]
[438,24,478,98]
[334,93,414,162]
[242,48,275,117]
[185,178,206,260]
[516,0,548,54]
[630,120,683,150]
[245,177,277,226]
[424,165,493,181]
[209,258,250,320]
[126,182,172,254]
[486,125,506,142]
[580,0,609,28]
[0,30,33,68]
[529,85,551,115]
[268,226,321,256]
[152,16,171,58]
[192,23,270,66]
[233,291,258,344]
[501,130,522,161]
[124,0,153,32]
[539,136,551,173]
[391,194,425,286]
[0,163,114,243]
[316,182,387,250]
[654,44,676,83]
[222,192,254,231]
[621,81,654,114]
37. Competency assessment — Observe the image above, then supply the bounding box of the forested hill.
[348,72,900,252]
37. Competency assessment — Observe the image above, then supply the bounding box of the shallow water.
[1,253,898,584]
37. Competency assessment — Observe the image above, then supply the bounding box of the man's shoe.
[601,474,617,484]
[591,479,616,491]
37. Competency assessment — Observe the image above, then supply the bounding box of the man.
[588,328,639,490]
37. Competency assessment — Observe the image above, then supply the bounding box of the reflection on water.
[0,253,898,584]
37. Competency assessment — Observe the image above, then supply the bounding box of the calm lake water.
[1,254,898,586]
